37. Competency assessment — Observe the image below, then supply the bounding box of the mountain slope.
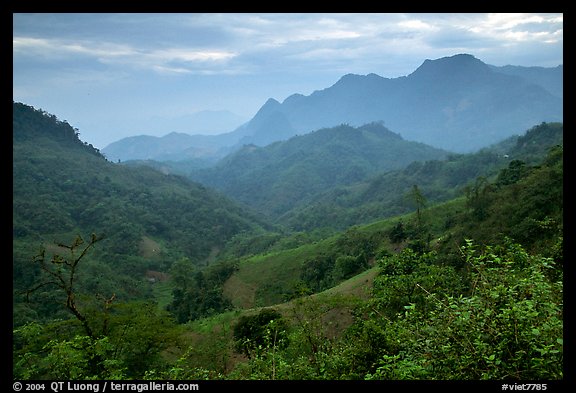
[13,101,272,258]
[220,127,563,309]
[189,122,449,217]
[489,64,563,98]
[280,122,563,231]
[13,102,272,322]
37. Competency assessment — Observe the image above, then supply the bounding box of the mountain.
[13,104,563,381]
[489,64,563,98]
[13,102,272,322]
[280,122,564,231]
[189,121,449,218]
[100,132,233,163]
[248,53,562,153]
[148,109,247,135]
[101,100,295,163]
[102,54,562,161]
[102,111,249,162]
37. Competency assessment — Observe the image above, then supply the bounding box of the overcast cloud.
[13,13,563,149]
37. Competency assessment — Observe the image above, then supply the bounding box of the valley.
[13,103,563,380]
[12,54,563,381]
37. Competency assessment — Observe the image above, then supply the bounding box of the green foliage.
[460,145,563,255]
[373,249,466,318]
[14,332,125,380]
[496,159,529,186]
[13,102,271,326]
[507,122,563,164]
[388,220,407,244]
[363,240,562,380]
[232,309,289,358]
[228,295,363,380]
[13,301,179,379]
[167,259,237,323]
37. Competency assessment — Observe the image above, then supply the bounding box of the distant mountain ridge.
[147,109,247,135]
[489,64,563,98]
[102,53,562,161]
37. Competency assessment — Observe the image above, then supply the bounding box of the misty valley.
[13,54,563,382]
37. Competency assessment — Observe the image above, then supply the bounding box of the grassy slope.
[222,195,467,310]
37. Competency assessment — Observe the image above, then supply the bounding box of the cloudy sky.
[13,13,563,149]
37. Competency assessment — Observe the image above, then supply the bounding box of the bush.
[233,309,289,357]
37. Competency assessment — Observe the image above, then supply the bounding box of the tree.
[465,176,493,221]
[408,184,427,229]
[168,258,236,323]
[496,159,528,186]
[23,234,107,339]
[388,220,407,244]
[405,185,431,253]
[233,309,289,358]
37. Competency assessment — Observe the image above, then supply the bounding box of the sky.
[13,13,563,149]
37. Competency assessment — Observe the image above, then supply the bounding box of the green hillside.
[147,143,563,380]
[222,135,562,309]
[281,122,563,231]
[189,122,449,217]
[13,102,272,325]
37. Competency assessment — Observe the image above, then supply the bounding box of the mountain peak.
[336,72,382,84]
[262,97,281,109]
[410,53,490,79]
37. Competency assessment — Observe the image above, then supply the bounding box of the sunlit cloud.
[150,48,237,63]
[397,19,436,31]
[14,35,240,76]
[13,36,136,60]
[467,13,563,44]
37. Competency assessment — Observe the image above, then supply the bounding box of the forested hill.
[13,101,103,157]
[189,122,449,217]
[281,122,564,231]
[13,102,272,323]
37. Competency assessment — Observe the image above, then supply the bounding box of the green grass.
[222,195,468,310]
[223,243,321,308]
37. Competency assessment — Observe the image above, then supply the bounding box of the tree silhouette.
[24,233,108,339]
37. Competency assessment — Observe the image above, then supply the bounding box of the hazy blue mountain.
[103,53,562,160]
[149,109,247,135]
[256,54,562,153]
[489,64,563,98]
[101,132,238,163]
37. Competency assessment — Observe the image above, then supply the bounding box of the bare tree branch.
[24,233,104,339]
